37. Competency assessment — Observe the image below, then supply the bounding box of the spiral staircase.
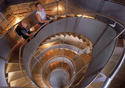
[0,0,125,88]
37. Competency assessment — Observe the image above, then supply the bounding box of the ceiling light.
[53,5,64,12]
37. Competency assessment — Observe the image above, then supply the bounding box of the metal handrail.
[0,0,123,87]
[4,10,125,34]
[86,39,124,88]
[102,44,125,88]
[64,12,125,88]
[18,11,125,88]
[31,43,83,68]
[19,23,48,88]
[19,39,34,86]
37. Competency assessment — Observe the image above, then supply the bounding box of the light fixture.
[15,17,21,24]
[30,27,35,32]
[77,14,95,19]
[44,43,53,47]
[53,5,64,12]
[40,42,55,49]
[77,14,83,17]
[82,15,95,19]
[61,15,66,17]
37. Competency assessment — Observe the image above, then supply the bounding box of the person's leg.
[23,36,30,42]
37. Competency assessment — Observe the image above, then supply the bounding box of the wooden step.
[8,70,26,83]
[6,63,20,73]
[6,63,24,73]
[10,77,31,87]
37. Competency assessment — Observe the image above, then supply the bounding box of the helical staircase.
[0,0,125,88]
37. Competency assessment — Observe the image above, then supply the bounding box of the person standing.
[35,3,49,25]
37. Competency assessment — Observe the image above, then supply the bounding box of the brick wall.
[0,1,37,36]
[5,1,37,25]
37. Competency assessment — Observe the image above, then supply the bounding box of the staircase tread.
[8,70,26,82]
[10,77,31,87]
[6,63,24,73]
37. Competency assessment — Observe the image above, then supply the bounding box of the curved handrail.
[19,39,34,86]
[46,13,125,88]
[19,40,39,87]
[18,12,125,88]
[85,39,117,87]
[4,10,125,35]
[31,43,83,68]
[19,23,48,88]
[2,9,125,49]
[0,0,123,87]
[102,42,125,88]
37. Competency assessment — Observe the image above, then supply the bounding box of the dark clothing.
[49,20,54,23]
[25,26,31,34]
[20,29,29,40]
[15,26,31,40]
[20,27,31,40]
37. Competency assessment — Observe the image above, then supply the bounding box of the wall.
[0,1,37,37]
